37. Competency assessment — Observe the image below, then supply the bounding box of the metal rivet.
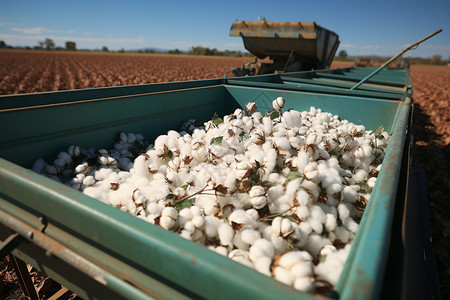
[27,231,34,239]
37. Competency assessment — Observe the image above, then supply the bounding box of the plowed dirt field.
[0,50,249,94]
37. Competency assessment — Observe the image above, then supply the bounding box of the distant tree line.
[334,49,448,65]
[189,45,253,57]
[409,55,447,65]
[0,39,253,57]
[0,38,77,51]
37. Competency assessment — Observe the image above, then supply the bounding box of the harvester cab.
[229,20,340,76]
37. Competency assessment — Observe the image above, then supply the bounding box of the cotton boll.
[240,229,261,245]
[309,218,323,234]
[214,246,228,257]
[273,136,291,152]
[315,245,351,286]
[278,251,308,270]
[271,217,283,236]
[281,218,294,236]
[68,145,81,158]
[245,209,259,222]
[289,136,304,151]
[293,151,310,174]
[343,217,359,234]
[367,177,377,191]
[306,132,322,145]
[233,231,249,251]
[248,185,265,198]
[337,203,351,221]
[233,108,245,119]
[327,182,343,195]
[294,277,314,292]
[203,215,220,240]
[295,206,310,220]
[266,172,280,184]
[272,97,285,110]
[195,195,219,215]
[154,135,169,150]
[291,260,313,279]
[179,229,192,240]
[31,158,46,174]
[83,186,102,200]
[301,180,319,200]
[53,158,66,169]
[160,216,176,230]
[325,213,337,231]
[282,110,302,128]
[82,175,96,187]
[286,179,301,197]
[273,267,295,286]
[268,199,291,214]
[250,196,267,210]
[191,215,205,229]
[46,165,59,175]
[190,205,202,217]
[94,168,113,181]
[183,221,196,233]
[296,189,311,207]
[267,185,284,202]
[162,206,177,219]
[249,239,275,262]
[320,244,337,257]
[146,202,164,216]
[352,169,368,183]
[229,251,253,268]
[262,117,273,135]
[228,209,255,229]
[118,157,132,171]
[295,221,311,238]
[218,222,234,247]
[335,226,350,243]
[317,148,331,160]
[57,151,73,165]
[342,186,358,203]
[173,187,187,199]
[303,234,331,257]
[254,256,272,276]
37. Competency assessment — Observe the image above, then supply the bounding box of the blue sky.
[1,0,449,58]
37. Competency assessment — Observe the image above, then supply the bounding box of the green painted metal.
[228,67,411,98]
[335,99,411,299]
[0,73,412,299]
[281,77,406,95]
[350,29,442,90]
[226,79,405,100]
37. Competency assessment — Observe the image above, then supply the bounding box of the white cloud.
[224,43,243,47]
[339,43,398,51]
[10,27,56,34]
[340,43,357,48]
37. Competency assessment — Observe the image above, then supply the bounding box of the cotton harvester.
[229,20,340,76]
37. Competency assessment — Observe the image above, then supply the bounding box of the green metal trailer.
[0,67,439,299]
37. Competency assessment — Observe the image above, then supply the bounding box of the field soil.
[0,50,448,298]
[0,50,250,94]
